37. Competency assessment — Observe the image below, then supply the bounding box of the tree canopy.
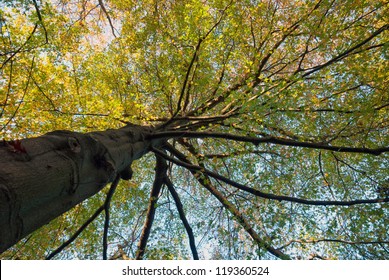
[0,0,388,260]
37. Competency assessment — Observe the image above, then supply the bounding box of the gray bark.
[0,124,155,253]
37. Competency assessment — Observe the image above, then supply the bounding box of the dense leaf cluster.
[1,0,388,259]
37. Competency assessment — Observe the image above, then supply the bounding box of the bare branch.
[163,1,233,125]
[46,207,103,260]
[200,149,281,159]
[98,0,117,38]
[103,174,121,260]
[1,24,38,69]
[153,147,389,206]
[150,130,389,156]
[162,144,290,260]
[0,59,13,120]
[165,177,199,260]
[135,155,167,260]
[302,24,389,77]
[173,38,203,118]
[46,175,121,260]
[1,56,35,132]
[32,0,48,43]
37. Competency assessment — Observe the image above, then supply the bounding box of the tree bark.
[0,124,154,253]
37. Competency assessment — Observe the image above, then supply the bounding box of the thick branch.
[162,145,291,260]
[165,177,199,260]
[153,147,389,206]
[103,174,121,260]
[135,154,167,260]
[150,130,388,155]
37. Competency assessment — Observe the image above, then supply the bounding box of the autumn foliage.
[1,0,388,259]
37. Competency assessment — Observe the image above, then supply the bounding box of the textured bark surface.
[0,124,154,253]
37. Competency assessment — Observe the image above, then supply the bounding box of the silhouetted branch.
[1,24,38,69]
[135,155,167,260]
[302,24,389,77]
[46,207,104,260]
[150,130,389,155]
[153,147,389,206]
[165,177,199,260]
[173,38,202,118]
[98,0,117,37]
[46,175,121,260]
[0,59,13,120]
[103,174,121,260]
[163,1,233,127]
[161,145,291,260]
[1,56,34,132]
[200,149,281,159]
[32,0,48,43]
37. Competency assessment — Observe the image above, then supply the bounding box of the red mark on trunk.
[5,139,27,153]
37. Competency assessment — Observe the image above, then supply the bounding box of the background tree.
[0,0,388,259]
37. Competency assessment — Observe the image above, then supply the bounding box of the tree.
[0,0,388,260]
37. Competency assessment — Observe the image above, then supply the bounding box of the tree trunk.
[0,124,154,253]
